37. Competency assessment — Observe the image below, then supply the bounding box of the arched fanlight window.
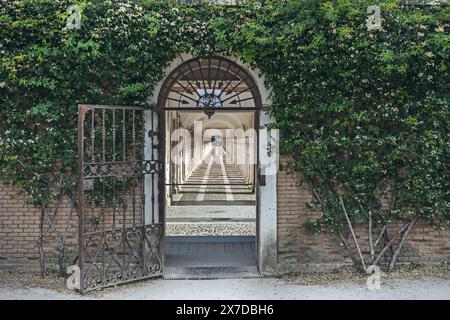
[158,57,261,118]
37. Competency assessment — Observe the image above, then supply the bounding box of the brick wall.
[1,161,449,272]
[0,183,78,270]
[276,156,450,272]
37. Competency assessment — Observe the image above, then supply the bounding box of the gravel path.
[1,277,449,300]
[166,222,256,236]
[166,206,255,220]
[166,205,256,236]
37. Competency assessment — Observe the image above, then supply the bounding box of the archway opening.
[158,57,261,273]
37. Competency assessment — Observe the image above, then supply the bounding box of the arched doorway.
[156,57,263,276]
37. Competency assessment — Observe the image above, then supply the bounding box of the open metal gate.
[77,104,163,293]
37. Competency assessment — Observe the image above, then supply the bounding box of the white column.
[258,110,278,272]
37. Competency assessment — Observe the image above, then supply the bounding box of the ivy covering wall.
[0,0,448,271]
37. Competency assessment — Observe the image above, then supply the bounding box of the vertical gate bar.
[255,107,260,269]
[101,109,106,284]
[122,109,126,278]
[132,110,136,159]
[122,109,126,228]
[132,110,136,225]
[102,109,106,163]
[112,110,116,229]
[101,109,106,227]
[90,110,95,231]
[158,106,166,272]
[151,170,155,225]
[122,109,126,162]
[78,105,87,294]
[141,112,146,224]
[151,110,155,224]
[141,112,146,273]
[91,109,95,162]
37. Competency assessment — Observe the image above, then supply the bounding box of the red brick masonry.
[276,156,450,272]
[1,161,449,271]
[0,183,78,270]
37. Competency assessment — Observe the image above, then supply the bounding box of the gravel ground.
[166,206,256,220]
[285,264,450,285]
[1,265,449,300]
[166,205,256,236]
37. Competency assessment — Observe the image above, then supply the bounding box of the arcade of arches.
[157,57,262,273]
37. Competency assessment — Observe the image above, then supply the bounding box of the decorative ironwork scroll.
[77,105,163,293]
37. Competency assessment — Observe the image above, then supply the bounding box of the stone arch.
[149,53,271,108]
[147,53,277,273]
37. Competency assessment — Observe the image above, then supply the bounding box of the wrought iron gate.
[77,104,163,293]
